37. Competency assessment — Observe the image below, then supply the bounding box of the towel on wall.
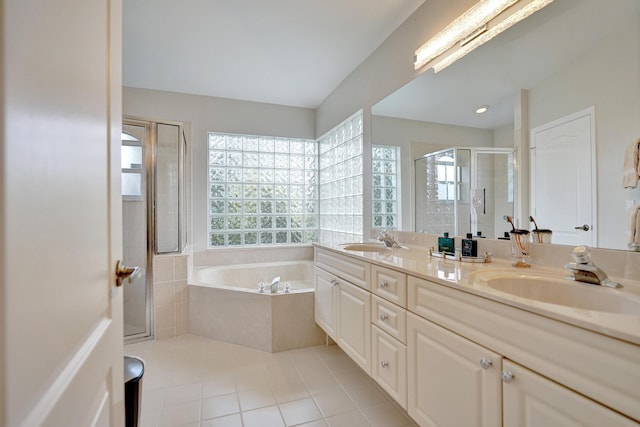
[622,138,640,188]
[628,203,640,248]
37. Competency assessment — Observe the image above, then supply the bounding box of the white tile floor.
[125,334,417,427]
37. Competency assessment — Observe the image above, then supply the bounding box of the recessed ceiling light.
[475,105,489,114]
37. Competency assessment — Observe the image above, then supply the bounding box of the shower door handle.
[115,260,140,286]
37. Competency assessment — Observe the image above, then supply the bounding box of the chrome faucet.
[377,230,400,248]
[270,276,281,293]
[564,246,620,288]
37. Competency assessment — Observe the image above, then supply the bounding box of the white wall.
[316,0,477,137]
[528,22,640,249]
[123,87,316,253]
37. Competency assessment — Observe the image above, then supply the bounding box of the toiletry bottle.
[438,232,455,254]
[462,233,478,257]
[476,231,485,238]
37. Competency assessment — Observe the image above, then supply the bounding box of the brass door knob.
[115,260,140,286]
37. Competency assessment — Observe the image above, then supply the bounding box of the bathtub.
[188,260,324,352]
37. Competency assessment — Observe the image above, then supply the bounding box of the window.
[436,155,456,201]
[121,129,144,199]
[372,145,400,230]
[207,133,318,247]
[319,111,364,245]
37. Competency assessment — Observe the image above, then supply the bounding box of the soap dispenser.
[461,233,478,257]
[438,232,455,254]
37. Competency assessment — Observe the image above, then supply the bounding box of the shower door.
[122,121,153,340]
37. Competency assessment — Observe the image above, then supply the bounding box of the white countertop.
[314,242,640,346]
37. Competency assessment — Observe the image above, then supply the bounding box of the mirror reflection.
[371,0,640,251]
[415,147,514,240]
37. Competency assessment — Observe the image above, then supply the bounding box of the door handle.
[115,260,140,286]
[574,224,590,231]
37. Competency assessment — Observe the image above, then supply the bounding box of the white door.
[530,108,596,246]
[2,1,125,426]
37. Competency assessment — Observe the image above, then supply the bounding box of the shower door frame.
[123,116,188,343]
[122,117,155,343]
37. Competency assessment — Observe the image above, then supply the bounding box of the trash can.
[124,356,144,427]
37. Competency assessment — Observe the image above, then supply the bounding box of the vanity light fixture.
[414,0,554,72]
[475,105,489,114]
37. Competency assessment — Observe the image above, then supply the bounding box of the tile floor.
[125,334,417,427]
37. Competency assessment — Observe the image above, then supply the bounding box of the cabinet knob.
[330,279,338,286]
[379,280,388,288]
[479,358,492,369]
[380,360,389,368]
[379,313,388,321]
[501,371,514,383]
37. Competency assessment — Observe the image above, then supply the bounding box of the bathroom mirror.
[371,0,640,251]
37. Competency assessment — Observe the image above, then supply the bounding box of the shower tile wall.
[154,255,189,339]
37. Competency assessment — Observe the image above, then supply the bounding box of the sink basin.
[470,271,640,314]
[340,243,392,253]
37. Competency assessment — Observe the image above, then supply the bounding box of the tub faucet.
[270,276,281,293]
[564,246,620,288]
[378,230,400,248]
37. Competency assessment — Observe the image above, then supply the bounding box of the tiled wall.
[153,254,189,339]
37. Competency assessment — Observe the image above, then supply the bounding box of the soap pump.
[438,232,455,254]
[461,233,478,258]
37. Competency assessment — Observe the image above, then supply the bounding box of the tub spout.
[270,276,281,293]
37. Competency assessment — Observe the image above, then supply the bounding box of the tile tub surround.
[154,254,189,339]
[124,334,417,427]
[189,262,324,352]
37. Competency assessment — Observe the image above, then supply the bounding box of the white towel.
[622,138,640,188]
[627,203,640,247]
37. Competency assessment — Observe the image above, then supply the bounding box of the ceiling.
[123,0,425,109]
[372,0,640,129]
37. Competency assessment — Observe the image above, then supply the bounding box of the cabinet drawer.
[371,264,406,307]
[316,248,370,290]
[372,295,406,343]
[372,325,407,409]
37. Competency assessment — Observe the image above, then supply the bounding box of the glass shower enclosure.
[415,147,514,239]
[122,118,187,342]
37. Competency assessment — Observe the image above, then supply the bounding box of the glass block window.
[319,111,364,245]
[372,145,400,230]
[207,133,318,247]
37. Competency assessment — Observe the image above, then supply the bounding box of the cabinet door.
[372,325,407,409]
[407,313,501,427]
[338,281,371,374]
[502,360,640,427]
[314,267,338,339]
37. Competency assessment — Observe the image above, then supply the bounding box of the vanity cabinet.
[407,312,501,427]
[314,247,640,426]
[314,248,371,374]
[408,275,640,426]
